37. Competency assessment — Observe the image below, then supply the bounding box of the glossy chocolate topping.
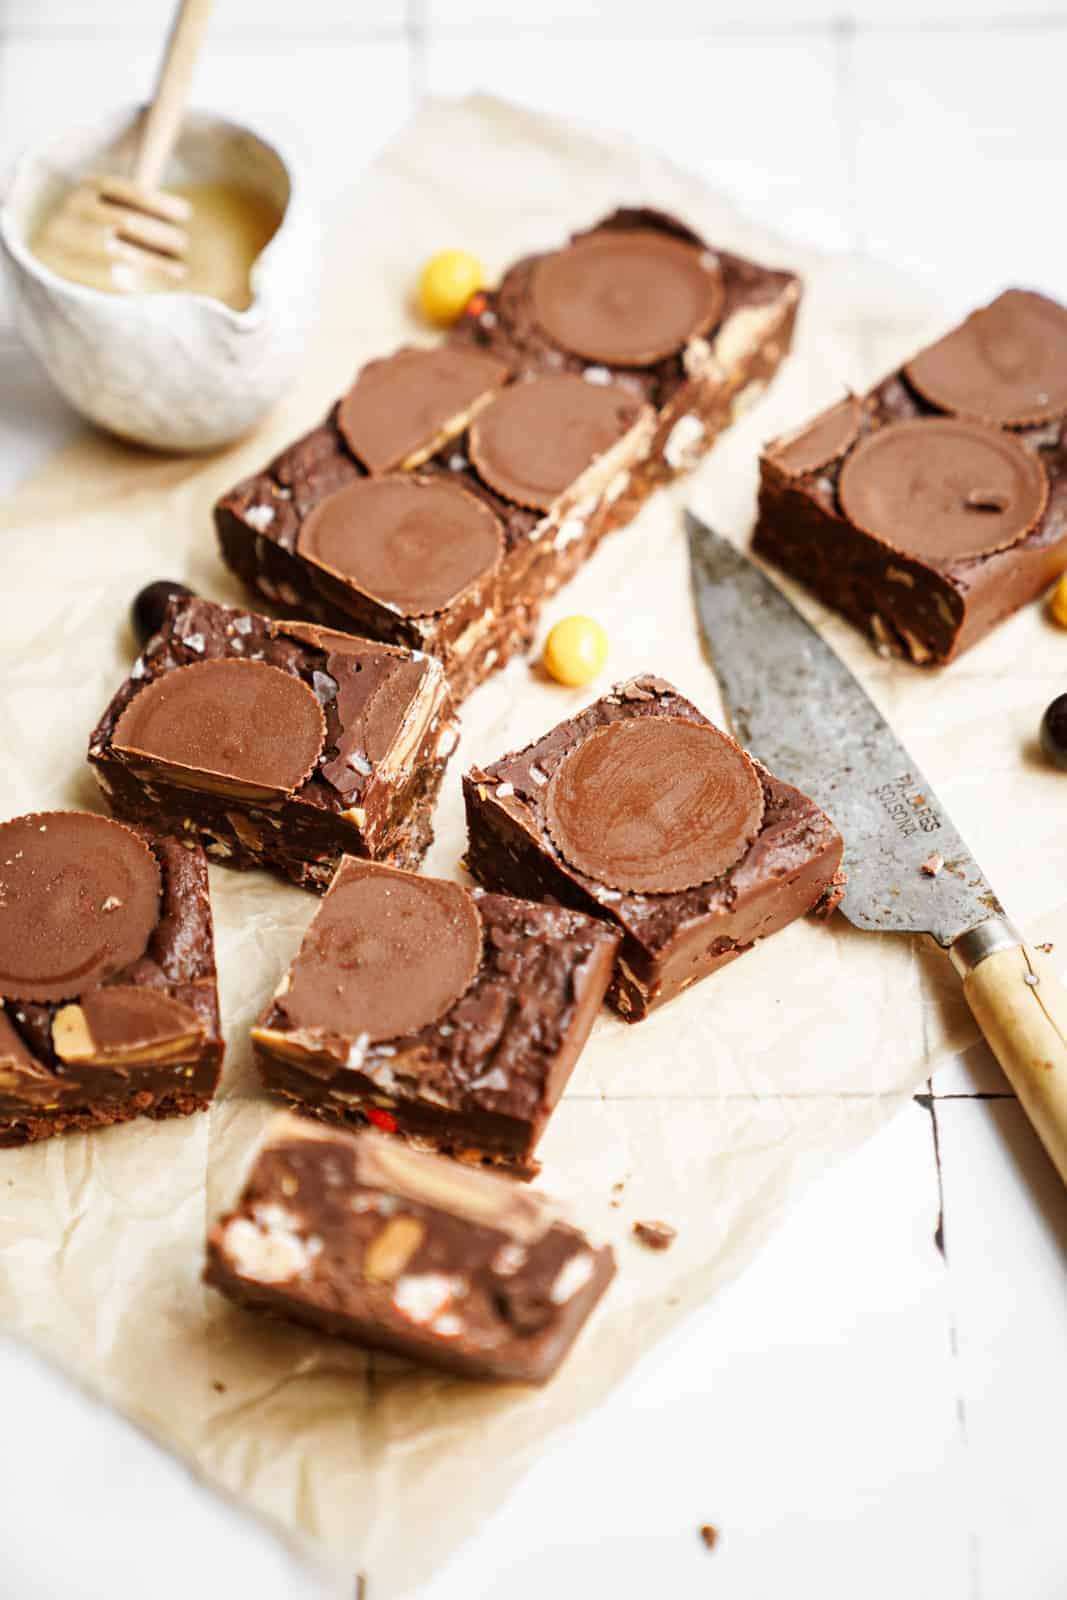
[337,346,510,475]
[531,229,723,366]
[769,394,864,476]
[113,658,326,797]
[279,858,483,1042]
[298,476,503,616]
[0,812,161,1003]
[545,717,765,894]
[905,290,1067,427]
[469,374,641,511]
[837,417,1048,563]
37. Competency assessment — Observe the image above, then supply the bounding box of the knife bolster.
[949,916,1024,978]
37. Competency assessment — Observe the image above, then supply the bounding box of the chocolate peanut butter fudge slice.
[0,811,223,1145]
[89,595,456,891]
[205,1119,615,1383]
[252,857,619,1175]
[449,207,801,519]
[464,676,845,1022]
[216,341,651,702]
[754,289,1067,664]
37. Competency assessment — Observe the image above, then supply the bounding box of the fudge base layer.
[0,831,224,1146]
[0,1084,214,1149]
[253,882,620,1176]
[463,677,844,1022]
[753,353,1067,667]
[205,1120,616,1384]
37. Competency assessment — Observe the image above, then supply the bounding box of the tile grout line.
[406,0,426,105]
[831,15,863,261]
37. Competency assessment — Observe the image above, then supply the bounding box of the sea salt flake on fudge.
[463,675,845,1022]
[0,811,223,1145]
[251,856,620,1175]
[754,289,1067,664]
[204,1118,616,1383]
[89,596,456,891]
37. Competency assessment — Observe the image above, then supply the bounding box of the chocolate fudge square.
[252,857,620,1176]
[205,1118,615,1384]
[753,290,1067,665]
[463,676,845,1022]
[0,811,223,1146]
[89,596,456,892]
[216,210,799,703]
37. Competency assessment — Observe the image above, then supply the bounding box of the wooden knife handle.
[954,930,1067,1185]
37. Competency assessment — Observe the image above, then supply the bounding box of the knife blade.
[687,510,1067,1183]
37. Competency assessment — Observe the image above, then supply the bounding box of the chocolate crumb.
[633,1219,677,1251]
[1037,941,1054,954]
[920,852,944,877]
[212,1380,226,1394]
[699,1524,719,1551]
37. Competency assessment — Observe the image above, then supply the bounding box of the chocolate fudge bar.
[463,676,845,1021]
[0,811,223,1145]
[252,857,620,1175]
[205,1118,615,1384]
[754,290,1067,665]
[89,595,456,892]
[216,209,799,701]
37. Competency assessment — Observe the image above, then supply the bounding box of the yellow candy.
[543,615,609,688]
[1049,574,1067,629]
[417,249,485,327]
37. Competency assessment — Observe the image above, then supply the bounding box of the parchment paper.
[1,97,1064,1597]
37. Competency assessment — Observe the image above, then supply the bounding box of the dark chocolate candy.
[837,417,1048,563]
[252,860,620,1173]
[0,820,223,1146]
[468,373,642,512]
[112,657,327,801]
[205,1119,615,1383]
[298,474,503,617]
[337,345,509,476]
[0,812,160,1003]
[131,580,195,649]
[544,716,764,894]
[463,676,845,1022]
[531,228,723,367]
[905,290,1067,427]
[279,859,483,1043]
[90,597,457,892]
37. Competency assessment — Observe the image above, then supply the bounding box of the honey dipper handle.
[134,0,214,192]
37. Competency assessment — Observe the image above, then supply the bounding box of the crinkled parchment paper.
[1,96,1064,1597]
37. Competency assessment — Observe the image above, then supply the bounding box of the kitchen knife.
[687,510,1067,1185]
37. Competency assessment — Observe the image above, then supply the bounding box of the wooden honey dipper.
[35,0,214,294]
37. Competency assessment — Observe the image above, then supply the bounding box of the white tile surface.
[1,5,1066,1600]
[424,33,855,253]
[851,24,1067,308]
